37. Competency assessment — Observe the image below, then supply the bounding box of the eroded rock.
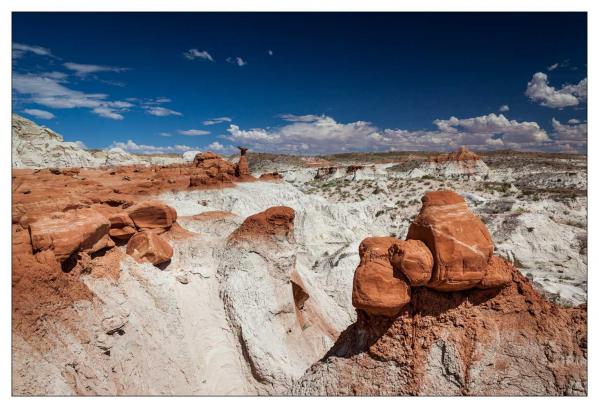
[126,231,173,265]
[29,208,114,262]
[127,200,177,230]
[407,190,494,291]
[352,237,411,317]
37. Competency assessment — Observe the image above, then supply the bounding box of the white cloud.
[525,72,587,109]
[203,141,237,154]
[206,141,224,150]
[499,105,510,112]
[547,63,559,71]
[568,119,581,124]
[109,140,201,154]
[226,57,247,66]
[433,113,549,144]
[13,43,54,59]
[93,107,124,120]
[64,62,129,76]
[552,118,587,142]
[159,132,172,137]
[268,50,274,56]
[178,129,211,136]
[12,72,132,120]
[202,117,232,125]
[146,107,183,117]
[183,49,213,61]
[22,108,55,120]
[226,113,555,154]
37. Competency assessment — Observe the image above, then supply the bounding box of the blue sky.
[12,12,587,154]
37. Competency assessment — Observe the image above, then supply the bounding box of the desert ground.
[11,114,587,395]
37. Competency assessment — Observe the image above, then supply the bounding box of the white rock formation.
[183,150,202,162]
[12,114,100,168]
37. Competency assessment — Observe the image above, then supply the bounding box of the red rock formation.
[407,190,494,291]
[126,231,173,265]
[352,237,411,317]
[228,206,295,244]
[429,146,480,163]
[93,205,137,240]
[235,146,251,178]
[352,190,517,317]
[292,268,587,395]
[388,239,433,286]
[29,208,114,262]
[259,172,283,181]
[477,256,513,289]
[127,200,177,230]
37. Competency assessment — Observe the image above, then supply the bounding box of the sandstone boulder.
[388,239,433,286]
[127,200,177,230]
[228,206,295,244]
[93,205,137,240]
[407,190,493,291]
[352,237,411,317]
[29,208,114,262]
[126,231,173,265]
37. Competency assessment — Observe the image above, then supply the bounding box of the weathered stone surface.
[228,206,295,244]
[388,239,433,286]
[126,231,173,265]
[127,200,177,230]
[29,208,114,262]
[407,190,493,291]
[477,255,514,289]
[259,172,283,181]
[292,268,587,396]
[352,237,411,317]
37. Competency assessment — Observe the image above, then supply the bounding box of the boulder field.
[12,151,266,358]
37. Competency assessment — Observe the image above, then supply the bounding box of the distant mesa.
[410,146,489,178]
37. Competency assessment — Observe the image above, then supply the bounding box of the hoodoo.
[352,190,509,316]
[292,190,587,396]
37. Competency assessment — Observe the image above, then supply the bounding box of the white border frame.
[1,1,594,407]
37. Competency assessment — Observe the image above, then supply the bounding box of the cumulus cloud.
[225,113,556,154]
[22,108,55,120]
[551,118,587,142]
[202,117,232,125]
[525,72,587,109]
[12,72,133,120]
[432,113,549,144]
[183,49,213,61]
[547,63,559,71]
[178,129,211,136]
[13,43,55,59]
[202,141,237,154]
[64,62,129,76]
[109,140,201,154]
[499,105,510,112]
[226,57,247,66]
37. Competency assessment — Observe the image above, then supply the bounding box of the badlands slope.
[11,115,587,395]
